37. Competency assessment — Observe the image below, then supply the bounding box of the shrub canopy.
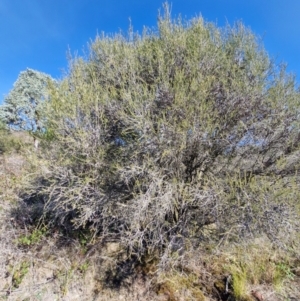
[25,9,300,258]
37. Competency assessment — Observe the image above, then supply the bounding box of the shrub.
[21,5,300,262]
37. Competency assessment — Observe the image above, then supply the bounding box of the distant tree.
[0,68,55,132]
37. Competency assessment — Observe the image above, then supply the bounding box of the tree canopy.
[0,68,54,132]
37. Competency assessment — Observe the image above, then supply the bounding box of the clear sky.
[1,0,300,104]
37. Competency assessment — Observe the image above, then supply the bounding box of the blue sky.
[1,0,300,104]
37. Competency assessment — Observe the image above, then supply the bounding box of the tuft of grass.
[10,261,30,288]
[273,261,295,291]
[157,271,206,301]
[223,239,295,299]
[230,264,248,300]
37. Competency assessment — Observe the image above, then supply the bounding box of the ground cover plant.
[1,4,300,300]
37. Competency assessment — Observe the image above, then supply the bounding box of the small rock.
[251,290,264,301]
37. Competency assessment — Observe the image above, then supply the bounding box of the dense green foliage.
[23,9,299,262]
[0,68,54,132]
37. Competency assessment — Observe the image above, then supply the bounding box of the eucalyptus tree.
[0,68,54,132]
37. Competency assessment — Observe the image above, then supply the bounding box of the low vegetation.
[0,4,299,300]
